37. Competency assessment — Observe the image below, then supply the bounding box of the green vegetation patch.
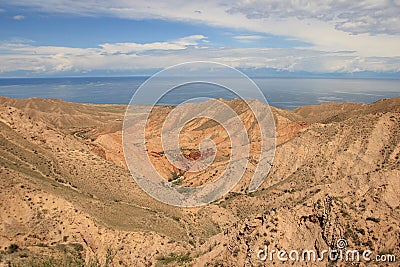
[156,253,192,265]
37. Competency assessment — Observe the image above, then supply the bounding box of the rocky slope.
[0,96,399,266]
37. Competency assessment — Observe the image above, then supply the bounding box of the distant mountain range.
[1,68,400,79]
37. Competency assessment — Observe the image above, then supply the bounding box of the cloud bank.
[1,0,400,76]
[227,0,400,35]
[1,35,399,75]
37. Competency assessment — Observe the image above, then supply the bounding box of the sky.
[0,0,400,77]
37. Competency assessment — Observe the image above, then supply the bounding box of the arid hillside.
[0,96,399,266]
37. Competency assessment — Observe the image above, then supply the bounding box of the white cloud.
[0,37,399,75]
[6,37,35,44]
[99,35,207,54]
[13,14,25,20]
[0,36,209,73]
[233,35,265,43]
[6,0,400,58]
[3,1,400,75]
[227,0,400,35]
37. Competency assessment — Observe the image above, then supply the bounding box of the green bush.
[8,244,19,254]
[157,253,192,265]
[168,171,180,182]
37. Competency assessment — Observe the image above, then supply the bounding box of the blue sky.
[0,0,399,77]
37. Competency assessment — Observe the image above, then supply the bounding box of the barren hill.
[293,97,400,123]
[0,96,399,266]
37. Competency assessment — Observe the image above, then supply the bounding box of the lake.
[0,77,399,109]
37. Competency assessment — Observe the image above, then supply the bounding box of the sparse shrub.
[157,253,192,265]
[363,240,374,249]
[366,217,380,223]
[8,244,19,254]
[71,243,84,252]
[8,245,115,267]
[104,247,116,267]
[212,261,224,267]
[378,249,394,255]
[172,179,183,186]
[168,171,180,182]
[172,216,180,222]
[356,228,365,235]
[340,209,349,217]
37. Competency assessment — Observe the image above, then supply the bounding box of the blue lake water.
[0,77,399,109]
